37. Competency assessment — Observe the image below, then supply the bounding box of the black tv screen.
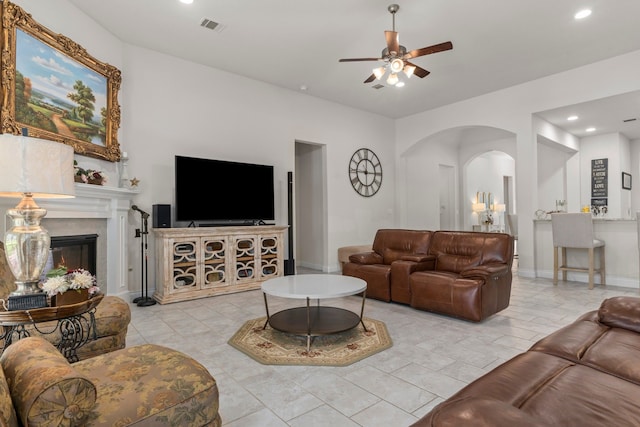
[175,155,275,224]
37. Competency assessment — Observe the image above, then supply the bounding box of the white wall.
[536,141,574,212]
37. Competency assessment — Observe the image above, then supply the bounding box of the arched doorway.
[400,125,516,230]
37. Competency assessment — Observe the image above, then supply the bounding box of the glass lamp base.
[4,196,51,296]
[10,280,43,296]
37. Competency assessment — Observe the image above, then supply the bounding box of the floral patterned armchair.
[0,336,221,426]
[0,242,131,360]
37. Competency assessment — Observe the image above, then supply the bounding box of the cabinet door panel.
[234,236,256,282]
[260,236,280,277]
[202,238,227,288]
[170,239,199,294]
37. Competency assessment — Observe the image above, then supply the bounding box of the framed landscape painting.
[0,1,121,161]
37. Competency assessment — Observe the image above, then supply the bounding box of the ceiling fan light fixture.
[395,81,405,88]
[390,58,404,73]
[386,73,399,86]
[403,64,416,78]
[373,67,386,80]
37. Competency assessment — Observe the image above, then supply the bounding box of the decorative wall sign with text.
[591,158,608,208]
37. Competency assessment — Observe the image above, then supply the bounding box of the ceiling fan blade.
[339,57,381,62]
[364,74,376,83]
[385,30,400,55]
[405,41,453,59]
[405,61,430,78]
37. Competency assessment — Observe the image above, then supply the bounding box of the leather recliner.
[410,231,514,321]
[342,229,433,302]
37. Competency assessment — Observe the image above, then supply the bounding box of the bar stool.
[551,213,605,289]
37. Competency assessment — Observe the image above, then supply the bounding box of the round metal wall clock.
[349,148,382,197]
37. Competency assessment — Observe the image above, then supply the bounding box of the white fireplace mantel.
[0,183,139,297]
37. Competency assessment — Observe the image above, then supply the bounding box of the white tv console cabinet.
[153,225,287,304]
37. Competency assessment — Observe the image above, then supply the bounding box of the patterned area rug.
[228,317,392,366]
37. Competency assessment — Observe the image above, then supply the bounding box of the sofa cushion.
[76,296,131,360]
[598,296,640,334]
[419,397,547,427]
[429,232,512,273]
[0,361,18,427]
[75,344,219,426]
[429,232,483,273]
[371,229,431,265]
[0,337,97,426]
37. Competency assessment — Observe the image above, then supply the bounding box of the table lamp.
[0,134,75,298]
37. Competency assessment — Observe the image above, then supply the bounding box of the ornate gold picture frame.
[0,1,121,161]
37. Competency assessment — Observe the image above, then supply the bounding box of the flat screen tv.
[175,155,275,225]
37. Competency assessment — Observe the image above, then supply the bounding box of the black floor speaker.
[284,171,295,275]
[152,204,171,228]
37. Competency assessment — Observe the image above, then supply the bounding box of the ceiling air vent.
[372,84,385,90]
[200,18,223,32]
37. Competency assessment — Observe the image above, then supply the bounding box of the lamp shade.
[0,134,75,199]
[494,203,506,213]
[472,203,486,213]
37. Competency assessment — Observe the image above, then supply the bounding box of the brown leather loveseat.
[343,230,514,321]
[413,296,640,426]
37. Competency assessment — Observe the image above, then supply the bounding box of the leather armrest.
[598,296,640,333]
[348,252,383,265]
[400,254,435,264]
[460,263,509,279]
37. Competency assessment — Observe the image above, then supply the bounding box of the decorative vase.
[74,175,84,183]
[51,288,89,306]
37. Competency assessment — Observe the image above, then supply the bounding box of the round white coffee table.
[261,274,367,351]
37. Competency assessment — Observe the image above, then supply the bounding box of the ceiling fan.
[339,4,453,87]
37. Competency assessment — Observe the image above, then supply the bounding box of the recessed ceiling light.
[567,115,578,121]
[575,9,592,20]
[179,0,194,4]
[586,127,596,132]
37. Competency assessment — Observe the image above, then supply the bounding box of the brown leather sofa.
[413,296,640,426]
[343,230,514,321]
[342,229,433,302]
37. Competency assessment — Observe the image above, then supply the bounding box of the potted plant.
[41,266,100,306]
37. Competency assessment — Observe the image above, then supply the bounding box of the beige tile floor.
[125,267,638,426]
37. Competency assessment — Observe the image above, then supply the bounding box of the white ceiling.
[68,0,640,137]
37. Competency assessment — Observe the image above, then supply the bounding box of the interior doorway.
[294,141,327,271]
[439,164,455,230]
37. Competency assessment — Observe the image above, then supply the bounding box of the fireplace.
[1,183,137,297]
[50,234,98,278]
